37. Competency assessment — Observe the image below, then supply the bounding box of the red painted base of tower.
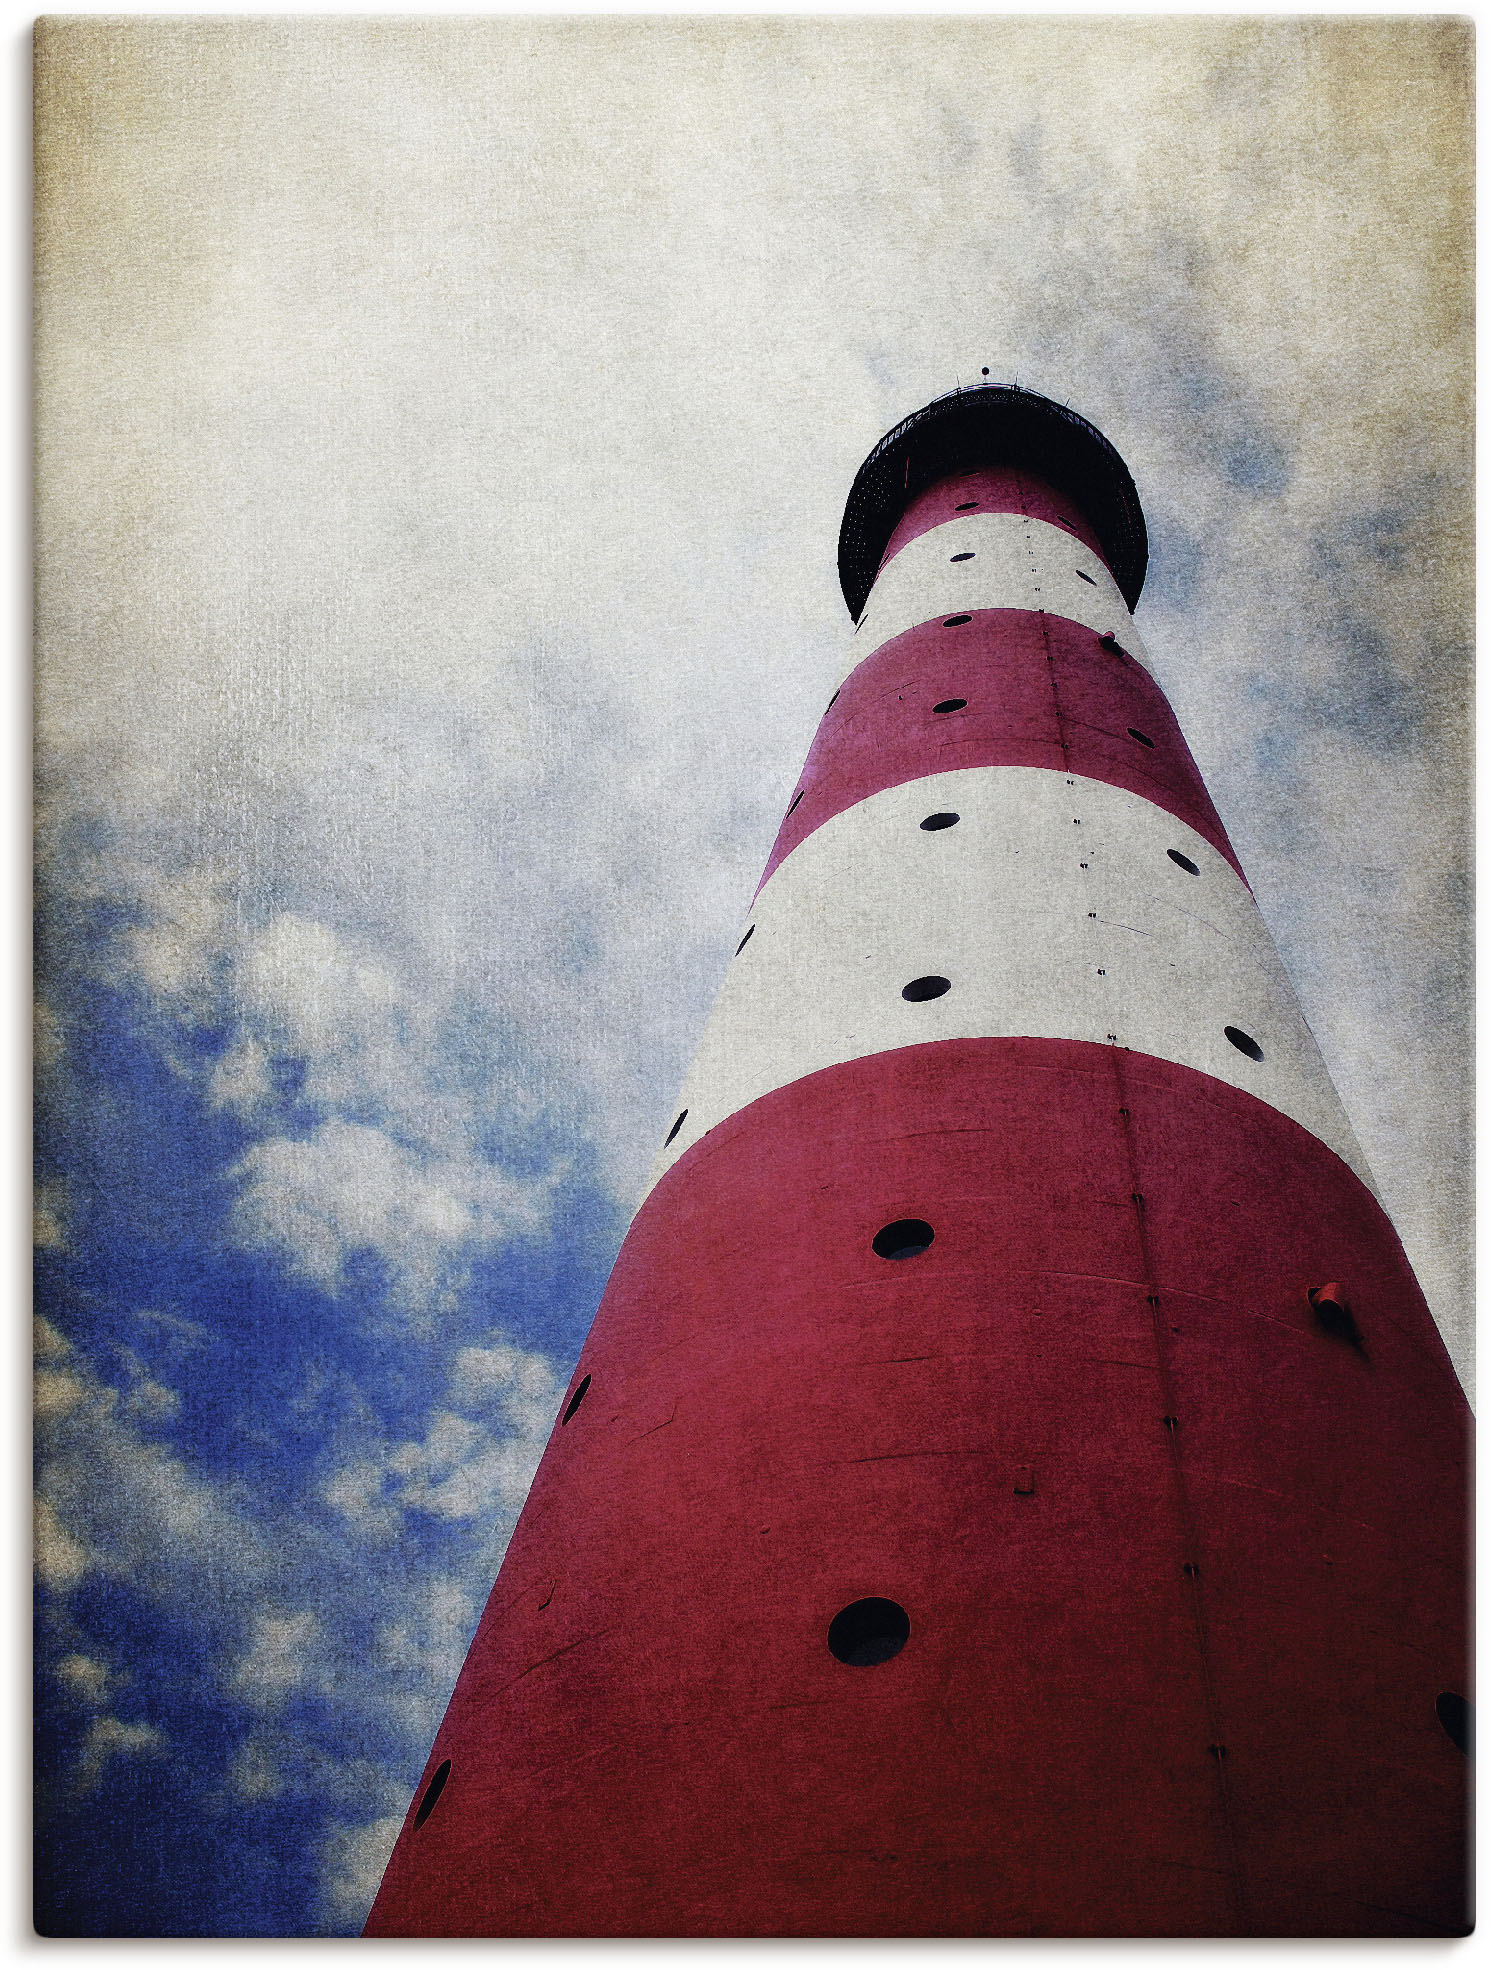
[365,1038,1469,1938]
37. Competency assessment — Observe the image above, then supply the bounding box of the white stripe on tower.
[848,511,1152,673]
[643,765,1370,1198]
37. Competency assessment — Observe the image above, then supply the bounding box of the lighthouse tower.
[366,386,1470,1938]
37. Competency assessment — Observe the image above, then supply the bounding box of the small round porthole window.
[828,1598,910,1666]
[561,1374,591,1425]
[872,1219,934,1260]
[413,1759,451,1830]
[1436,1692,1473,1756]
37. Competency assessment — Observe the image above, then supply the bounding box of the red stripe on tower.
[876,460,1108,568]
[366,384,1470,1938]
[759,610,1245,891]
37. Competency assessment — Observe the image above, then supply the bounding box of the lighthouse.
[365,385,1470,1937]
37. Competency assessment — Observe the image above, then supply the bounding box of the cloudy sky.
[34,14,1471,1938]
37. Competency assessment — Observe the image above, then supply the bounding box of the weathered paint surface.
[366,1040,1469,1937]
[368,420,1470,1938]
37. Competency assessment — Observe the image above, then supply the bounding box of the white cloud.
[118,1374,182,1427]
[35,1314,73,1363]
[385,1410,542,1524]
[223,1733,409,1816]
[34,1366,89,1424]
[207,1035,276,1116]
[229,1117,550,1316]
[318,1456,402,1544]
[36,1311,552,1661]
[227,1610,328,1712]
[119,866,237,1024]
[225,1736,286,1804]
[371,1573,480,1743]
[449,1340,560,1416]
[94,884,565,1318]
[54,1653,117,1708]
[35,1310,554,1922]
[34,1495,91,1595]
[236,914,403,1066]
[320,1336,560,1540]
[317,1816,405,1934]
[34,1320,273,1621]
[75,1715,168,1794]
[34,1179,69,1252]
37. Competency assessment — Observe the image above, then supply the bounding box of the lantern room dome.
[838,382,1148,620]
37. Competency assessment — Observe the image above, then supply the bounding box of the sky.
[32,14,1472,1939]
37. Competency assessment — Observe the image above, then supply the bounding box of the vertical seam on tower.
[1025,488,1070,769]
[1038,611,1070,769]
[1109,1045,1251,1934]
